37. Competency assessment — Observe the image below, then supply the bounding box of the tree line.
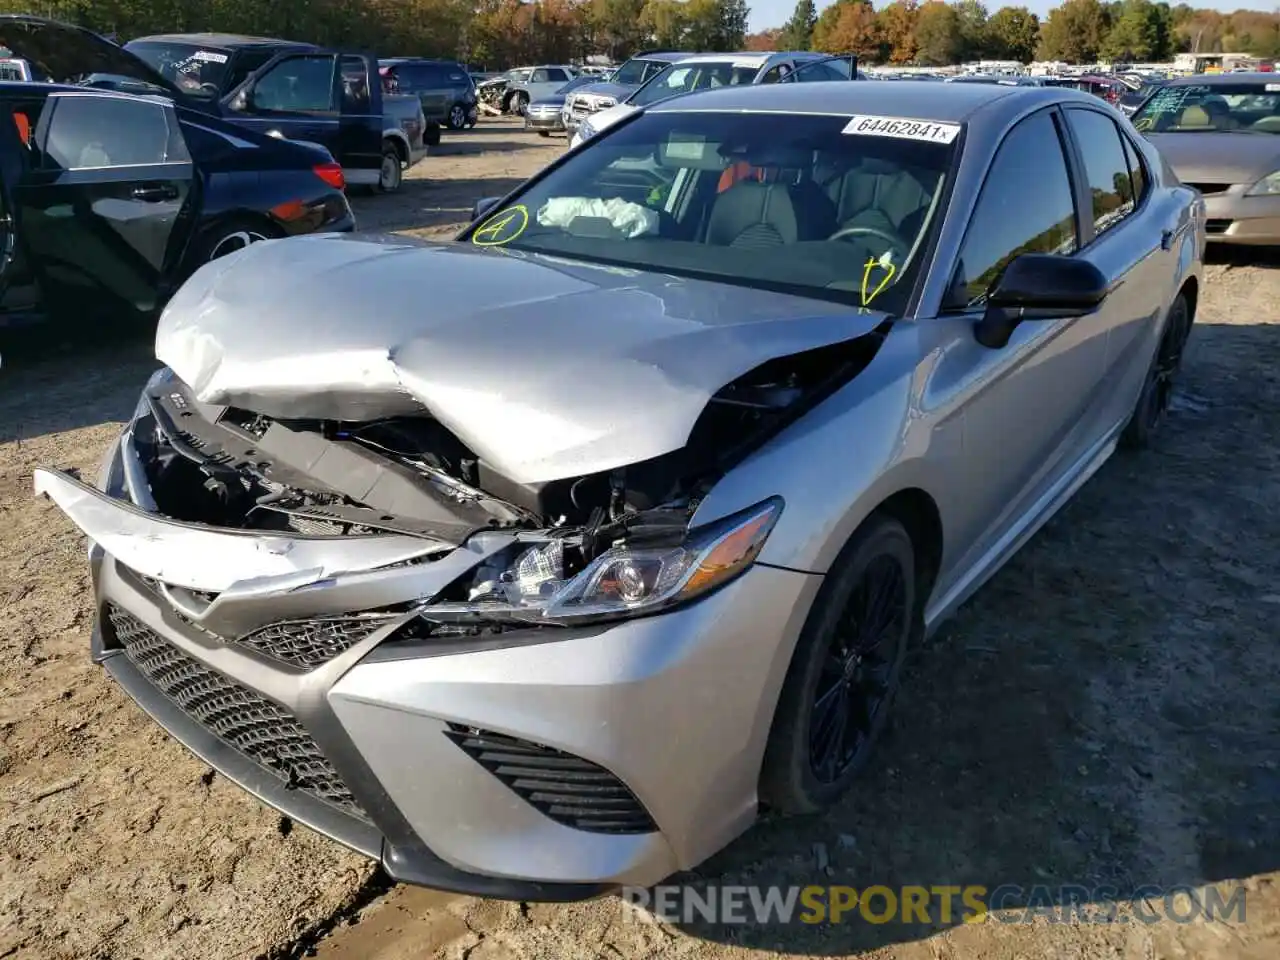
[762,0,1280,66]
[0,0,1276,68]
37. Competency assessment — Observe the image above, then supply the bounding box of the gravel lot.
[1,117,1277,960]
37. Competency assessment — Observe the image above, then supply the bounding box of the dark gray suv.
[379,58,478,136]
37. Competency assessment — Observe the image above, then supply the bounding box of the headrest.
[1178,105,1210,127]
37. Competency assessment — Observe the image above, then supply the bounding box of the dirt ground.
[0,117,1277,960]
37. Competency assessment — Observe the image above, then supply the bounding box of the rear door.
[337,54,382,175]
[1060,105,1171,430]
[414,63,451,121]
[16,92,198,320]
[224,52,342,157]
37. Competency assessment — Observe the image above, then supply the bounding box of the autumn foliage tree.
[812,0,879,57]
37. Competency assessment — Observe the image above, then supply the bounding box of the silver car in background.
[1131,73,1280,244]
[37,81,1203,898]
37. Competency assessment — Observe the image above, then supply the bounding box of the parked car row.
[0,16,357,332]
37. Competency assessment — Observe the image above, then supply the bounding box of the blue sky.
[748,0,1276,32]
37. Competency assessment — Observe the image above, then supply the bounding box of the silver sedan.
[37,80,1204,899]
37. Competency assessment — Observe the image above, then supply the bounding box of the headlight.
[421,498,782,628]
[1246,171,1280,196]
[596,98,616,109]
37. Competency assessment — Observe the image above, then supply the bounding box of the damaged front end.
[41,328,883,643]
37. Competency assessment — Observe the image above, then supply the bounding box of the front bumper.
[40,430,820,897]
[1200,188,1280,245]
[524,111,564,132]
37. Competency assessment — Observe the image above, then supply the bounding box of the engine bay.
[136,330,884,587]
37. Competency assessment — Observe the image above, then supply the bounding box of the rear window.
[612,58,671,86]
[124,41,234,99]
[630,63,760,107]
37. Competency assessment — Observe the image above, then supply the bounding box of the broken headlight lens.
[423,497,783,627]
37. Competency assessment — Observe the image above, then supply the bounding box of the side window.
[1066,108,1135,238]
[251,55,336,113]
[224,49,276,94]
[531,68,551,83]
[340,56,371,112]
[761,64,788,84]
[547,68,569,82]
[795,61,846,82]
[948,110,1078,309]
[7,99,43,151]
[43,96,188,169]
[1121,134,1149,206]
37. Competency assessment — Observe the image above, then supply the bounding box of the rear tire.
[1121,294,1191,450]
[538,130,550,137]
[374,142,403,194]
[759,513,917,814]
[188,217,282,271]
[447,105,468,130]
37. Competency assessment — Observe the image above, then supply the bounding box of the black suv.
[380,58,478,132]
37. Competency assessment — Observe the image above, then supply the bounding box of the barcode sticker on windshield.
[665,139,706,161]
[192,50,229,64]
[842,115,961,144]
[1267,83,1280,91]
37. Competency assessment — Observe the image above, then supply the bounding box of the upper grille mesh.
[235,617,395,670]
[107,604,371,823]
[444,725,656,834]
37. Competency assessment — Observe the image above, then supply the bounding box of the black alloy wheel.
[1121,293,1192,449]
[809,554,908,784]
[760,513,916,814]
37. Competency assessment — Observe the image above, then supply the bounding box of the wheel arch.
[873,487,945,601]
[381,130,410,165]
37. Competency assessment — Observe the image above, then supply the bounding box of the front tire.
[1121,293,1191,450]
[511,92,529,116]
[759,513,916,814]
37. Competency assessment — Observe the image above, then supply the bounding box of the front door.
[15,92,197,321]
[225,52,342,159]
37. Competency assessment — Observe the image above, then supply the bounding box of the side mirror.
[471,196,500,221]
[974,254,1109,349]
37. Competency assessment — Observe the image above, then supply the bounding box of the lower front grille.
[445,724,656,834]
[106,604,371,823]
[1206,218,1233,235]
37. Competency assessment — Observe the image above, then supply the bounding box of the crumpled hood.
[1146,132,1280,184]
[156,233,885,485]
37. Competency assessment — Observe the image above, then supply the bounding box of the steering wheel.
[829,223,910,262]
[199,82,221,96]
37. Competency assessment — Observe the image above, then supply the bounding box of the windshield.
[461,111,956,312]
[1132,83,1280,133]
[557,75,596,95]
[629,62,760,107]
[612,58,670,86]
[124,41,233,99]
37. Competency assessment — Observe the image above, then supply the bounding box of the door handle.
[131,184,179,202]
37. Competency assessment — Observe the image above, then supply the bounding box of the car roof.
[129,33,315,49]
[381,58,462,66]
[647,78,1061,122]
[667,51,835,66]
[632,51,689,63]
[1168,72,1278,85]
